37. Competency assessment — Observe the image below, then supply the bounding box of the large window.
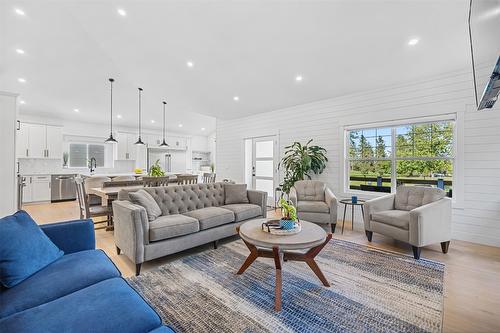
[69,143,105,168]
[346,119,454,196]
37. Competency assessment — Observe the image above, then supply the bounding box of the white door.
[16,122,30,158]
[46,126,63,159]
[251,136,276,207]
[28,124,46,158]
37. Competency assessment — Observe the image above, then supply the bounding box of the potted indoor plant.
[278,198,298,230]
[149,159,165,177]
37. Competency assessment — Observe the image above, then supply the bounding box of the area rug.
[127,239,444,333]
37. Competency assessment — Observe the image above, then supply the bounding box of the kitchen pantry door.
[251,136,277,207]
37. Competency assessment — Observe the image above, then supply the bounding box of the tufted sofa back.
[294,180,326,202]
[395,186,446,211]
[118,182,226,216]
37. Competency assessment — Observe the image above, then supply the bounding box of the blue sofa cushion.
[0,211,64,288]
[0,249,120,318]
[0,278,163,333]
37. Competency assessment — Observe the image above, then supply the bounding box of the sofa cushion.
[222,204,262,222]
[0,249,120,318]
[0,278,162,333]
[395,186,445,211]
[149,215,199,241]
[297,200,329,213]
[183,207,235,230]
[0,211,64,288]
[224,184,249,205]
[129,190,162,222]
[371,210,410,230]
[294,180,326,202]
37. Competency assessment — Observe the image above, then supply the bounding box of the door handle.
[17,120,20,130]
[26,149,29,157]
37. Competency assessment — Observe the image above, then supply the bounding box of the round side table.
[339,199,365,234]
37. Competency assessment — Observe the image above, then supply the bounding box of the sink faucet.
[89,157,97,174]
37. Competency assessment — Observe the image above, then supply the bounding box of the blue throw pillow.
[0,211,64,288]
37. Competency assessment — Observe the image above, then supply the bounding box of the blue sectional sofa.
[0,217,174,333]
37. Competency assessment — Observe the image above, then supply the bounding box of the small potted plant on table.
[278,198,298,230]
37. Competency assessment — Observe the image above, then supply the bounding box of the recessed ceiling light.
[201,127,206,131]
[17,78,26,83]
[16,49,25,54]
[408,38,419,46]
[178,124,183,128]
[117,8,126,16]
[14,8,25,16]
[20,100,26,104]
[151,120,155,124]
[295,75,303,82]
[73,108,79,112]
[233,96,239,101]
[116,114,122,119]
[187,61,194,68]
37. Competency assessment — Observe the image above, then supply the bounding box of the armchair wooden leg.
[412,246,421,260]
[441,241,450,254]
[135,263,142,276]
[116,246,121,255]
[365,230,373,242]
[331,223,336,234]
[213,240,219,249]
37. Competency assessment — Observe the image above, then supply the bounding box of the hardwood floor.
[23,201,500,333]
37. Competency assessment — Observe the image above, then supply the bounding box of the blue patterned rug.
[128,239,444,333]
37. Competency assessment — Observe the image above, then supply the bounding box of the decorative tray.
[261,219,302,236]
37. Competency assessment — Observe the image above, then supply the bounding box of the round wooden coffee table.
[236,219,332,311]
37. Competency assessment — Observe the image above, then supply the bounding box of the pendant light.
[134,87,145,145]
[104,78,118,144]
[159,101,169,147]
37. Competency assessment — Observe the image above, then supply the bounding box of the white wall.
[0,92,18,216]
[217,67,500,247]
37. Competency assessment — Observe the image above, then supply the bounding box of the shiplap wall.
[217,67,500,247]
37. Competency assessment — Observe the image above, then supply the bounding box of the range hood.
[469,0,500,110]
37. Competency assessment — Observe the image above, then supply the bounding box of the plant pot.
[279,219,296,230]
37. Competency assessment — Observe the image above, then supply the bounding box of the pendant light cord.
[109,78,114,135]
[138,88,143,138]
[163,101,166,140]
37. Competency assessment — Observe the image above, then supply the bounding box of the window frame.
[343,114,457,197]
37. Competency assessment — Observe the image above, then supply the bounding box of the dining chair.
[177,175,198,185]
[75,177,113,230]
[83,176,111,205]
[102,180,144,188]
[202,173,216,183]
[112,175,137,182]
[142,176,170,187]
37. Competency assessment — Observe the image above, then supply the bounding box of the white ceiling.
[0,0,478,134]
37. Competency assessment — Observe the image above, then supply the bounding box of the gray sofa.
[363,186,451,259]
[289,180,338,233]
[112,182,267,275]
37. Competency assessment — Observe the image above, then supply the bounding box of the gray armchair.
[289,180,338,233]
[363,186,451,259]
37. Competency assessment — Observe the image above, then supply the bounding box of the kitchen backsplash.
[19,159,136,175]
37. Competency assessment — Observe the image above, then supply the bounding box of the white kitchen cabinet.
[28,124,46,158]
[16,122,30,158]
[22,175,51,203]
[116,132,138,160]
[16,122,63,159]
[46,126,63,159]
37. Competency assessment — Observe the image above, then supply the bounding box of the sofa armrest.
[247,190,268,218]
[409,197,452,247]
[325,188,338,224]
[112,200,149,264]
[40,219,95,254]
[289,187,298,207]
[363,194,396,230]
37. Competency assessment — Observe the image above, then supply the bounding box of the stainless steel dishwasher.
[51,174,77,202]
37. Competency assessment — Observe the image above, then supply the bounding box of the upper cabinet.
[16,122,63,159]
[116,132,137,160]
